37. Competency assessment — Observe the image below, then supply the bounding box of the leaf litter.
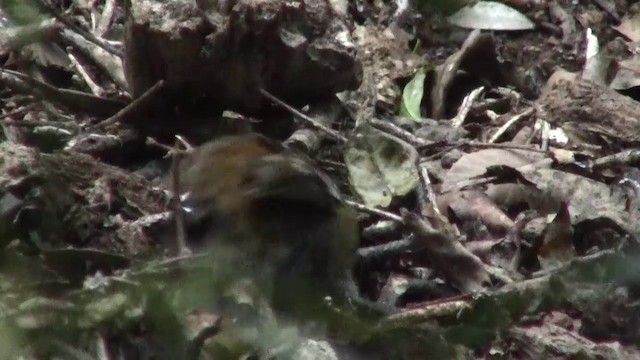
[2,0,640,359]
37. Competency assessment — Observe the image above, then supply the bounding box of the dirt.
[1,0,640,359]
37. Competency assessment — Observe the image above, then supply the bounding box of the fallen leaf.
[538,202,575,269]
[442,148,544,192]
[448,1,535,31]
[345,125,419,207]
[399,67,427,122]
[614,12,640,42]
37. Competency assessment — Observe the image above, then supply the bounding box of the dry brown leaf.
[442,190,515,234]
[442,148,545,193]
[487,168,627,222]
[487,167,638,249]
[486,183,554,213]
[538,202,575,269]
[522,169,627,223]
[614,12,640,42]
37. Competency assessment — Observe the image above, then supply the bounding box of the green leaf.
[399,67,427,122]
[448,1,535,31]
[0,0,45,25]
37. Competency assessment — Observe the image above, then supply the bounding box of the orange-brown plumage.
[174,134,359,313]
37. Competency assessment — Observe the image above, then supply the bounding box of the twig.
[95,333,109,360]
[93,80,165,130]
[3,118,77,130]
[68,52,104,97]
[362,219,400,238]
[431,29,481,119]
[381,249,624,329]
[415,160,440,216]
[60,28,127,90]
[0,104,38,120]
[171,140,192,257]
[151,252,209,269]
[33,0,123,57]
[0,68,124,116]
[591,149,640,170]
[589,0,620,22]
[95,0,116,38]
[450,86,484,128]
[357,237,416,260]
[175,134,195,152]
[488,107,535,143]
[539,119,550,151]
[344,199,403,222]
[369,118,428,148]
[414,159,429,216]
[146,137,190,158]
[460,140,548,153]
[401,209,490,293]
[284,96,343,154]
[259,88,348,143]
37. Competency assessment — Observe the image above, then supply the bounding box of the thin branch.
[34,0,123,57]
[259,88,348,143]
[344,199,403,223]
[171,140,191,257]
[93,80,165,130]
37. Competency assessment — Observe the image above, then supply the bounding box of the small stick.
[68,53,104,97]
[95,0,116,38]
[34,0,123,57]
[344,199,403,223]
[451,86,484,128]
[146,137,190,158]
[488,107,535,143]
[93,80,164,130]
[415,159,441,216]
[170,139,191,256]
[259,88,348,144]
[369,118,428,148]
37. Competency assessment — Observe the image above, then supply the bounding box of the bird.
[171,133,361,317]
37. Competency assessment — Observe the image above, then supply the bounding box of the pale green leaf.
[345,125,419,207]
[399,67,427,122]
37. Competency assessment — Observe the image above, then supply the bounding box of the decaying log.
[538,79,640,148]
[124,0,362,115]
